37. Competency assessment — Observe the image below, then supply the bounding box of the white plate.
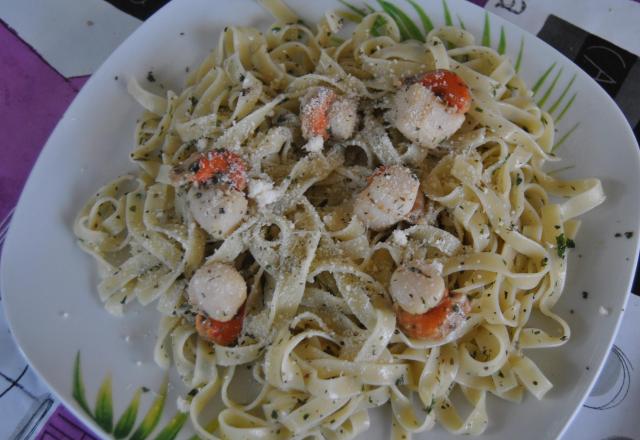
[2,0,639,439]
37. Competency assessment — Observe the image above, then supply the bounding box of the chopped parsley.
[189,96,198,111]
[146,71,156,82]
[515,175,523,185]
[425,397,435,414]
[555,233,575,258]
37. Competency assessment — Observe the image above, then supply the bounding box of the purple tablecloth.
[0,22,87,222]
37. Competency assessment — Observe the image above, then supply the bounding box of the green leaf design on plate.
[552,122,580,151]
[130,377,169,440]
[537,66,563,107]
[370,15,387,36]
[153,412,190,440]
[73,352,93,417]
[71,352,184,440]
[514,36,524,73]
[531,62,556,95]
[405,0,434,33]
[497,26,506,55]
[378,0,418,40]
[378,0,410,41]
[555,92,577,123]
[457,14,466,30]
[526,56,579,148]
[481,12,491,47]
[338,0,367,16]
[95,374,114,433]
[548,74,577,115]
[114,388,143,439]
[442,0,453,26]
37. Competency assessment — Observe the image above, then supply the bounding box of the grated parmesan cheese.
[392,229,408,246]
[196,137,208,151]
[176,396,191,413]
[248,177,283,208]
[304,135,324,153]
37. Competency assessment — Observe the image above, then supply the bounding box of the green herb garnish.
[556,233,575,258]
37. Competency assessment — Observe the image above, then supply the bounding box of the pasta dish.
[74,1,605,438]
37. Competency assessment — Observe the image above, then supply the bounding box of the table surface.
[1,0,639,439]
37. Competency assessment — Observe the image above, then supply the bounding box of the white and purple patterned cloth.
[0,0,638,439]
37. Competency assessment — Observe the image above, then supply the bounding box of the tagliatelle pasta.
[73,1,605,438]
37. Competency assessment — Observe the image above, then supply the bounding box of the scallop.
[389,261,446,314]
[188,262,247,322]
[354,165,419,231]
[392,82,465,148]
[328,96,359,140]
[300,87,359,141]
[188,184,247,239]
